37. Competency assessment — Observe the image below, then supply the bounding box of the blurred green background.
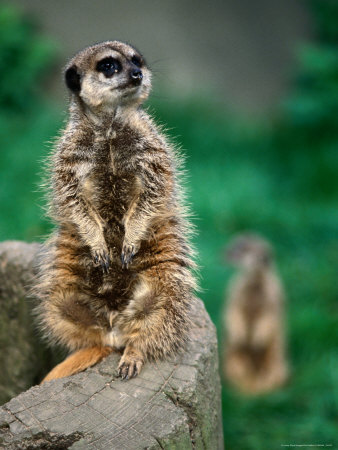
[0,1,337,448]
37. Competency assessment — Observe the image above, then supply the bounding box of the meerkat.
[222,234,289,394]
[34,41,197,382]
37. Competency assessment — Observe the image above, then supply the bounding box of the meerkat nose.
[130,69,143,85]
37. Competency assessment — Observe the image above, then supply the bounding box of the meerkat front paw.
[118,350,143,380]
[121,241,139,268]
[93,248,110,274]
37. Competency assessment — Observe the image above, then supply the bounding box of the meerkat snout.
[130,68,143,85]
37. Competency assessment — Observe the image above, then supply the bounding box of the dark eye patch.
[131,55,142,68]
[96,57,122,77]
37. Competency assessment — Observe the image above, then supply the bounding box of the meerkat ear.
[65,65,81,93]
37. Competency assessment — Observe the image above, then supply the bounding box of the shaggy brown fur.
[222,234,289,394]
[34,41,197,382]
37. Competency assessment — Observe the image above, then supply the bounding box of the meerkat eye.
[96,57,122,77]
[131,55,142,68]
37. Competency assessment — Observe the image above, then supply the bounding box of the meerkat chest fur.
[79,122,146,227]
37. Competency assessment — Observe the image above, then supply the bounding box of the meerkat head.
[225,233,274,269]
[64,41,151,115]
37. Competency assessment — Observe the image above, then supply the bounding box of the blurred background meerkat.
[222,233,289,394]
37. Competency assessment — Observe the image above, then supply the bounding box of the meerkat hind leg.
[41,346,113,383]
[117,268,190,381]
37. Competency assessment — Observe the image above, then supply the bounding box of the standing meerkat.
[222,234,289,394]
[34,41,197,382]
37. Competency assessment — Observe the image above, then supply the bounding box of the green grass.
[0,96,337,448]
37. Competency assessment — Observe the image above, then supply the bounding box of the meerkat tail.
[41,346,113,383]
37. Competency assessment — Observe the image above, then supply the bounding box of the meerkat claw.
[94,250,110,273]
[121,244,135,268]
[103,258,110,274]
[118,363,129,380]
[118,359,142,380]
